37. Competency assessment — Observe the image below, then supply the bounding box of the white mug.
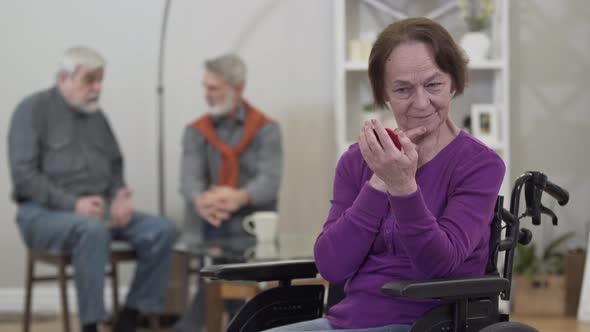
[242,211,279,243]
[245,242,278,260]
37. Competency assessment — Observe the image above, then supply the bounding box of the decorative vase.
[460,32,491,61]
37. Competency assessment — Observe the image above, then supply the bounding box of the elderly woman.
[268,17,505,332]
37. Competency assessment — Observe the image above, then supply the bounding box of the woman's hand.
[359,120,426,196]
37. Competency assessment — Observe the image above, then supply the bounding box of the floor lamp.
[157,0,172,216]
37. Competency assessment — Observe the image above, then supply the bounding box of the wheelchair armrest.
[382,275,509,300]
[200,259,318,282]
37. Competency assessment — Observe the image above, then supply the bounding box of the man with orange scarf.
[176,54,282,332]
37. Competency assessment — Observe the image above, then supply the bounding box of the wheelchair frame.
[201,171,569,332]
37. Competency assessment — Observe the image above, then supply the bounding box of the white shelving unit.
[334,0,510,197]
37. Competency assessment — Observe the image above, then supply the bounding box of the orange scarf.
[191,101,273,188]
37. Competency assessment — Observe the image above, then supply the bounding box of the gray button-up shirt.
[180,103,282,237]
[8,87,125,210]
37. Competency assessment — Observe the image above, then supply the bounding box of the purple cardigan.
[315,130,505,329]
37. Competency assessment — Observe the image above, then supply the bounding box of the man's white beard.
[209,92,236,116]
[77,94,101,114]
[78,101,100,113]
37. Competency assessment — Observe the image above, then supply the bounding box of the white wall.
[510,0,590,249]
[0,0,335,290]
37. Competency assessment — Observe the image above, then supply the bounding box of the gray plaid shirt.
[8,87,125,210]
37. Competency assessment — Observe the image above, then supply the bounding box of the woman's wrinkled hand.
[359,119,426,196]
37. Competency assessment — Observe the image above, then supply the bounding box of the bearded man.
[175,53,282,332]
[8,46,177,332]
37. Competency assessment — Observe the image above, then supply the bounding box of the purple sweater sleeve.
[389,151,505,278]
[314,147,390,284]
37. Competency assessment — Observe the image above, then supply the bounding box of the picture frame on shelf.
[471,104,499,145]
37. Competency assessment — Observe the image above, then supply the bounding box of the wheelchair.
[201,171,570,332]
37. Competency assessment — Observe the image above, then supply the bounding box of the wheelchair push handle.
[522,172,569,226]
[544,179,569,206]
[526,171,569,206]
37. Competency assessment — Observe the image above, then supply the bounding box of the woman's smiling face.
[384,41,454,135]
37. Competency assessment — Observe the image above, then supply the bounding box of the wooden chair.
[22,241,144,332]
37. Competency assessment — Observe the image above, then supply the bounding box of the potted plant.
[512,232,574,316]
[457,0,494,61]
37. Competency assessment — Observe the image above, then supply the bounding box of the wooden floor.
[513,316,590,331]
[1,314,589,332]
[0,314,173,332]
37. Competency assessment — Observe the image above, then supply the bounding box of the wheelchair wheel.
[479,322,539,332]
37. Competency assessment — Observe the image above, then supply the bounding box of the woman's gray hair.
[205,54,247,87]
[58,46,105,77]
